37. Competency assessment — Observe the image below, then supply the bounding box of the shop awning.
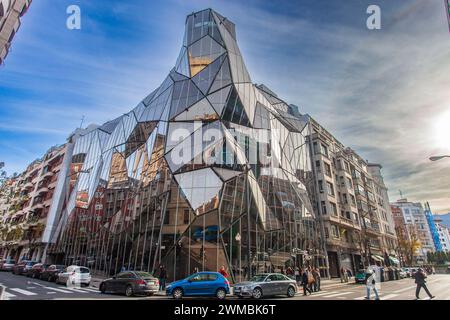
[389,256,400,265]
[371,254,384,262]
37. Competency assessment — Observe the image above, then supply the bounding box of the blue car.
[166,272,230,299]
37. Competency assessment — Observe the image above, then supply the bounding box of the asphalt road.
[1,271,449,300]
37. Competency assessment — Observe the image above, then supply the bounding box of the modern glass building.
[45,9,322,282]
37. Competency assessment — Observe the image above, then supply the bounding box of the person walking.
[158,265,167,291]
[365,269,379,300]
[295,267,301,284]
[302,268,312,296]
[312,267,321,292]
[414,268,435,300]
[340,267,346,283]
[219,265,228,278]
[193,267,199,274]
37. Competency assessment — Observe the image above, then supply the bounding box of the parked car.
[26,263,51,279]
[41,265,66,282]
[12,260,37,275]
[99,271,159,297]
[0,259,16,272]
[398,269,407,279]
[56,265,91,287]
[234,273,298,299]
[166,272,230,299]
[355,269,368,284]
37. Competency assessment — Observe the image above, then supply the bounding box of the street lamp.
[429,155,450,162]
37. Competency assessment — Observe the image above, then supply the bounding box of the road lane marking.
[380,294,398,300]
[47,292,57,294]
[321,292,353,298]
[63,287,89,293]
[393,286,415,293]
[43,286,73,293]
[308,291,338,297]
[10,288,37,296]
[81,288,100,293]
[3,292,17,300]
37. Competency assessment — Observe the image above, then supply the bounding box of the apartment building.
[306,116,398,277]
[0,144,70,262]
[390,199,435,263]
[0,0,31,65]
[434,218,450,253]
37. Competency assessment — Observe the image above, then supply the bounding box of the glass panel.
[188,35,226,76]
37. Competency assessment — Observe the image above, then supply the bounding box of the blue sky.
[1,0,449,212]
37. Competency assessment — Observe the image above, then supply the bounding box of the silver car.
[234,273,298,299]
[0,259,16,271]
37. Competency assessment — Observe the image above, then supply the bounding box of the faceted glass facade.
[47,9,320,282]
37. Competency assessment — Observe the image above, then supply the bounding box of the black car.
[40,264,66,282]
[99,271,160,297]
[26,263,51,278]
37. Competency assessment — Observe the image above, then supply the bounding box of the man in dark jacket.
[158,265,167,291]
[415,268,434,300]
[302,269,312,296]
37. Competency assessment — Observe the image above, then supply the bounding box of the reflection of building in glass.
[0,0,31,65]
[44,9,322,282]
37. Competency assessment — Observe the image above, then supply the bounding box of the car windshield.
[134,272,154,279]
[249,274,268,282]
[6,260,15,264]
[79,267,90,274]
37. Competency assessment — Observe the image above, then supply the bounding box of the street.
[1,271,450,300]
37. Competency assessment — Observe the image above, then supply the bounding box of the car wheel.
[172,288,183,299]
[100,283,106,294]
[216,288,227,300]
[252,287,263,299]
[287,286,296,298]
[125,285,134,297]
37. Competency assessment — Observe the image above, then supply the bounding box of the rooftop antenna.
[399,190,403,199]
[79,115,85,128]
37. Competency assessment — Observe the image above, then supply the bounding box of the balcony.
[36,186,49,195]
[40,171,54,180]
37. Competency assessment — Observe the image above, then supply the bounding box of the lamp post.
[429,155,450,162]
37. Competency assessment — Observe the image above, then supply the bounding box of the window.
[164,210,170,225]
[315,160,321,172]
[321,201,327,215]
[313,142,319,154]
[347,177,353,189]
[350,195,356,206]
[183,209,190,224]
[324,227,329,238]
[330,202,337,216]
[318,180,324,193]
[320,144,329,157]
[343,193,348,204]
[324,162,331,177]
[326,182,335,197]
[331,225,340,238]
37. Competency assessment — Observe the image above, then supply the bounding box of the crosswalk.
[2,285,100,300]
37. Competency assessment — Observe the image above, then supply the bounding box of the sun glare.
[433,110,450,152]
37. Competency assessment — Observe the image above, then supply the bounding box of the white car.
[56,265,91,287]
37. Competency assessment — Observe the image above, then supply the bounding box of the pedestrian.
[340,267,346,283]
[193,267,199,274]
[219,265,228,278]
[120,266,126,272]
[295,267,301,284]
[158,265,167,291]
[302,268,312,296]
[365,269,379,300]
[312,267,321,292]
[414,268,435,300]
[280,266,285,275]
